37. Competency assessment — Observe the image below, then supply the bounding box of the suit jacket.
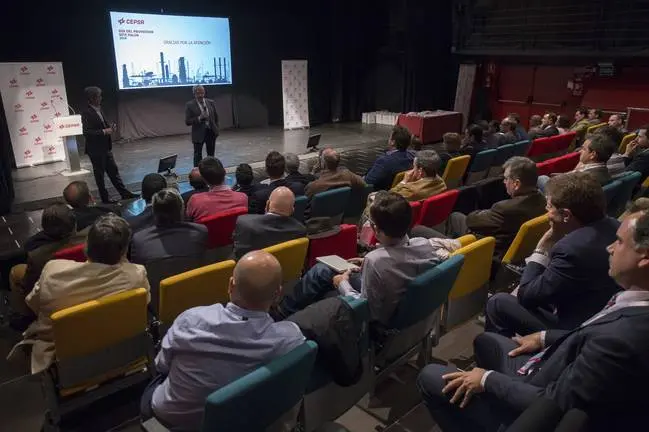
[81,105,112,156]
[285,172,316,186]
[390,176,447,202]
[365,150,415,191]
[305,168,366,198]
[496,132,518,147]
[515,125,529,142]
[570,119,591,143]
[233,213,307,260]
[623,148,649,184]
[249,179,305,214]
[73,205,117,231]
[518,217,621,329]
[485,306,649,431]
[576,164,611,186]
[16,259,150,373]
[185,98,219,143]
[126,206,155,233]
[130,222,208,265]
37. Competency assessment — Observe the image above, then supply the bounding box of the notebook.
[316,255,360,273]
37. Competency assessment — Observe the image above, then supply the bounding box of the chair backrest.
[293,196,308,222]
[51,288,149,393]
[159,260,235,326]
[469,149,497,173]
[307,224,357,268]
[502,214,550,265]
[619,133,637,154]
[391,171,408,189]
[587,122,606,135]
[535,152,580,177]
[263,238,310,284]
[344,183,374,220]
[608,171,642,217]
[198,207,248,249]
[144,255,207,315]
[53,243,86,262]
[417,189,460,227]
[527,137,555,158]
[555,132,577,153]
[311,187,352,225]
[602,180,623,209]
[492,144,515,166]
[202,341,318,432]
[510,139,531,157]
[442,155,471,189]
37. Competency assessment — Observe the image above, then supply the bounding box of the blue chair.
[488,144,515,177]
[302,298,371,431]
[466,149,497,185]
[603,180,623,212]
[511,140,531,157]
[310,187,352,225]
[343,184,374,222]
[294,195,308,222]
[608,171,642,217]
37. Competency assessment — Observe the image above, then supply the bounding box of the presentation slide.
[109,11,232,90]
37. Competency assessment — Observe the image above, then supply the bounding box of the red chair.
[536,152,580,177]
[526,137,555,159]
[554,132,577,153]
[417,189,460,228]
[369,201,422,246]
[198,207,248,249]
[307,224,358,268]
[53,244,86,262]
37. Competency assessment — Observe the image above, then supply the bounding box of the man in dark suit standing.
[185,85,219,167]
[81,86,136,204]
[233,186,306,260]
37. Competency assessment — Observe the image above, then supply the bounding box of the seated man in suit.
[365,125,415,191]
[507,113,529,142]
[496,119,518,147]
[607,113,627,134]
[390,150,447,201]
[130,189,208,265]
[285,153,315,186]
[539,112,559,137]
[537,134,615,192]
[125,173,167,232]
[526,115,543,140]
[231,163,255,197]
[412,156,546,260]
[588,107,603,125]
[249,152,305,214]
[181,167,208,206]
[486,172,620,336]
[186,157,248,221]
[305,148,366,198]
[417,209,649,432]
[233,186,306,260]
[9,203,89,330]
[141,250,305,430]
[275,192,449,325]
[621,125,649,183]
[63,180,118,230]
[12,214,150,374]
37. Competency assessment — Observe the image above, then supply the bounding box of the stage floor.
[12,122,391,210]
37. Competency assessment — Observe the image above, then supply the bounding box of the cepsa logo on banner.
[19,65,30,75]
[18,126,28,136]
[34,136,43,146]
[40,101,50,110]
[25,90,35,99]
[47,145,57,155]
[51,88,59,96]
[46,65,56,75]
[118,17,145,25]
[14,103,24,113]
[24,149,33,159]
[8,78,18,88]
[30,114,40,123]
[35,78,46,87]
[44,123,53,133]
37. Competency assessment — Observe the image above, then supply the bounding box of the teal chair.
[466,149,497,185]
[608,171,642,217]
[294,195,308,222]
[343,184,374,222]
[603,180,623,212]
[487,144,515,177]
[310,187,352,225]
[511,140,531,157]
[301,298,371,431]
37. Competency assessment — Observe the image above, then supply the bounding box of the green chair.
[294,195,309,222]
[466,149,498,185]
[608,171,642,217]
[343,184,374,222]
[310,187,352,225]
[603,180,623,212]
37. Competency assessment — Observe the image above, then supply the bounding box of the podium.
[53,115,89,176]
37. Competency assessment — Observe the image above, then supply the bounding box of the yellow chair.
[443,236,496,331]
[619,133,637,154]
[159,260,235,328]
[442,155,471,189]
[501,214,550,266]
[391,171,408,189]
[263,238,310,288]
[586,122,606,135]
[643,176,649,189]
[44,288,152,429]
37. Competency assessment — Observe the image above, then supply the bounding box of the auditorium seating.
[535,152,580,176]
[608,171,642,217]
[44,288,152,430]
[343,184,373,222]
[53,243,86,262]
[144,255,207,315]
[198,206,248,249]
[263,238,310,288]
[368,201,421,247]
[294,195,309,222]
[501,214,550,266]
[587,122,606,135]
[311,187,352,225]
[307,224,357,268]
[391,171,407,188]
[603,180,623,211]
[511,140,531,157]
[527,133,576,161]
[488,143,515,177]
[416,189,460,228]
[466,149,497,185]
[619,133,636,154]
[442,155,471,188]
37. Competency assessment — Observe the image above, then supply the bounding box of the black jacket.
[286,172,316,186]
[233,213,306,260]
[185,98,219,143]
[624,148,649,184]
[130,222,208,265]
[81,105,112,156]
[248,179,305,214]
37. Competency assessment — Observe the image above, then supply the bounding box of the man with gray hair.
[285,152,316,186]
[305,148,366,197]
[390,149,447,201]
[185,85,219,167]
[130,188,208,265]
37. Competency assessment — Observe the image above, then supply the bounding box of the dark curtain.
[0,96,15,214]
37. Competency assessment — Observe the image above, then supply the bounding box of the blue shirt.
[365,150,415,191]
[151,302,305,430]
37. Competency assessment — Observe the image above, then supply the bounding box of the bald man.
[232,186,307,259]
[181,167,209,206]
[305,148,366,197]
[143,250,305,429]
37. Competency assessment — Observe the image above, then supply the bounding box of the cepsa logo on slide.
[118,17,145,25]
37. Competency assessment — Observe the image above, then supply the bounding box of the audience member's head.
[188,167,207,191]
[507,113,521,125]
[229,250,282,311]
[63,181,92,208]
[413,150,441,179]
[542,112,558,127]
[86,214,131,265]
[466,124,484,143]
[84,86,102,105]
[265,151,286,180]
[284,153,301,174]
[620,198,649,222]
[198,157,226,187]
[631,126,649,150]
[574,107,588,122]
[607,209,649,290]
[442,132,462,152]
[594,125,624,147]
[608,113,625,130]
[235,163,253,187]
[502,156,538,197]
[321,148,340,171]
[545,172,606,236]
[477,120,489,132]
[369,191,412,245]
[501,118,517,134]
[266,186,295,217]
[411,135,423,151]
[390,125,412,151]
[141,173,167,204]
[42,202,77,240]
[588,108,603,122]
[580,134,616,165]
[152,188,184,227]
[556,115,571,130]
[529,115,542,129]
[488,120,501,134]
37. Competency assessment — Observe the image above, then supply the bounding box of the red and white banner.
[0,62,69,167]
[281,60,309,130]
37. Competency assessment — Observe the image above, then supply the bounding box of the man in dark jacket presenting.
[185,85,219,167]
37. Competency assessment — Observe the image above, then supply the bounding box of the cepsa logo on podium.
[118,17,145,25]
[58,122,81,130]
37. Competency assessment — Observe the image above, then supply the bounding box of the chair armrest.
[141,418,170,432]
[456,234,477,247]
